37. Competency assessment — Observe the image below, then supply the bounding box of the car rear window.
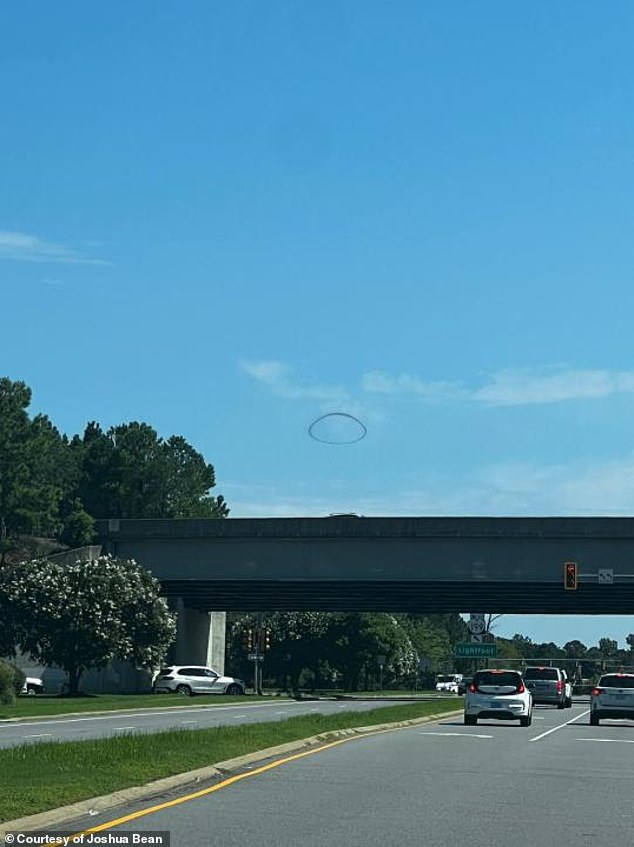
[599,675,634,689]
[158,668,173,676]
[523,668,559,680]
[475,671,521,688]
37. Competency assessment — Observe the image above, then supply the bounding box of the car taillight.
[556,680,563,693]
[517,682,525,694]
[591,687,602,696]
[469,683,477,693]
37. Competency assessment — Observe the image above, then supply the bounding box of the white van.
[435,673,462,694]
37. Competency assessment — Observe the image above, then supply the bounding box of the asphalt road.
[0,698,442,749]
[57,702,634,847]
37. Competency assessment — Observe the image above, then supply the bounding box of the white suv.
[590,672,634,725]
[464,669,533,727]
[153,666,246,696]
[435,674,462,694]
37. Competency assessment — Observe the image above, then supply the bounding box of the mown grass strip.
[0,701,460,822]
[0,693,287,720]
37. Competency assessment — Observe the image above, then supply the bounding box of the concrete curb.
[0,709,463,835]
[0,698,296,724]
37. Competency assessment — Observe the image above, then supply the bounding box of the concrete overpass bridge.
[94,516,634,673]
[96,516,634,614]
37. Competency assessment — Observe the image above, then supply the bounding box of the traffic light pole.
[255,611,263,695]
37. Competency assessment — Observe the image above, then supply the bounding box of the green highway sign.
[455,643,497,658]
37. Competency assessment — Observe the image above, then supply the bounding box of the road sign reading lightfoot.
[455,643,497,658]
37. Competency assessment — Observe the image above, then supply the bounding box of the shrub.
[0,659,21,705]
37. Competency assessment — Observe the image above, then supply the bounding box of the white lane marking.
[23,733,52,738]
[113,726,136,731]
[180,721,197,725]
[533,716,545,720]
[308,708,319,712]
[418,732,493,739]
[530,710,590,742]
[275,711,288,715]
[231,715,248,719]
[0,700,305,730]
[575,738,634,744]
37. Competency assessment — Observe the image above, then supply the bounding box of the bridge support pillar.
[169,599,226,674]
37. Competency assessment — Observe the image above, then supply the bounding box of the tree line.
[0,377,228,561]
[226,614,634,692]
[2,375,632,696]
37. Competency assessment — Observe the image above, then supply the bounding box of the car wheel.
[590,713,599,726]
[176,684,192,696]
[26,686,38,696]
[464,715,477,726]
[519,712,532,727]
[225,683,243,696]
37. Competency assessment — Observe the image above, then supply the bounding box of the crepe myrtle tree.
[1,555,176,695]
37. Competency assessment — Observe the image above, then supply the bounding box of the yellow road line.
[62,724,409,841]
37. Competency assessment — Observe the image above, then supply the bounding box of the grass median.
[0,693,288,720]
[1,700,461,822]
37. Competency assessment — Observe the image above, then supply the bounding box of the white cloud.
[226,456,634,518]
[0,230,109,265]
[239,359,349,403]
[362,367,634,407]
[474,368,634,407]
[362,370,466,401]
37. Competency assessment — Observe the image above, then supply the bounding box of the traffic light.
[564,561,578,590]
[258,628,272,651]
[242,628,254,651]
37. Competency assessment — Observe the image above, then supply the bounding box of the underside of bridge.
[162,579,634,614]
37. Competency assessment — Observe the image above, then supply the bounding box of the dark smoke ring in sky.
[308,412,367,444]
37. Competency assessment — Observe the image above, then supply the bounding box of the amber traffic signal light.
[564,561,578,590]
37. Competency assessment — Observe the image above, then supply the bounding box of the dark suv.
[523,667,572,708]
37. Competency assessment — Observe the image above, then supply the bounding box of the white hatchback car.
[464,669,533,727]
[590,672,634,725]
[153,666,246,696]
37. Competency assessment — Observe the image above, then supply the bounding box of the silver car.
[153,665,246,696]
[523,666,572,708]
[590,672,634,725]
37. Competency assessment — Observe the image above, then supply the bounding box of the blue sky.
[2,1,634,649]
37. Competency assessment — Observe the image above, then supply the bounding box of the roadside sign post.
[468,614,487,672]
[377,655,386,691]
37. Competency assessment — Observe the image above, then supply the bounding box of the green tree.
[59,498,96,548]
[0,379,79,552]
[75,422,228,520]
[563,640,587,659]
[493,637,522,663]
[328,613,417,692]
[402,615,453,675]
[0,379,37,545]
[1,555,176,695]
